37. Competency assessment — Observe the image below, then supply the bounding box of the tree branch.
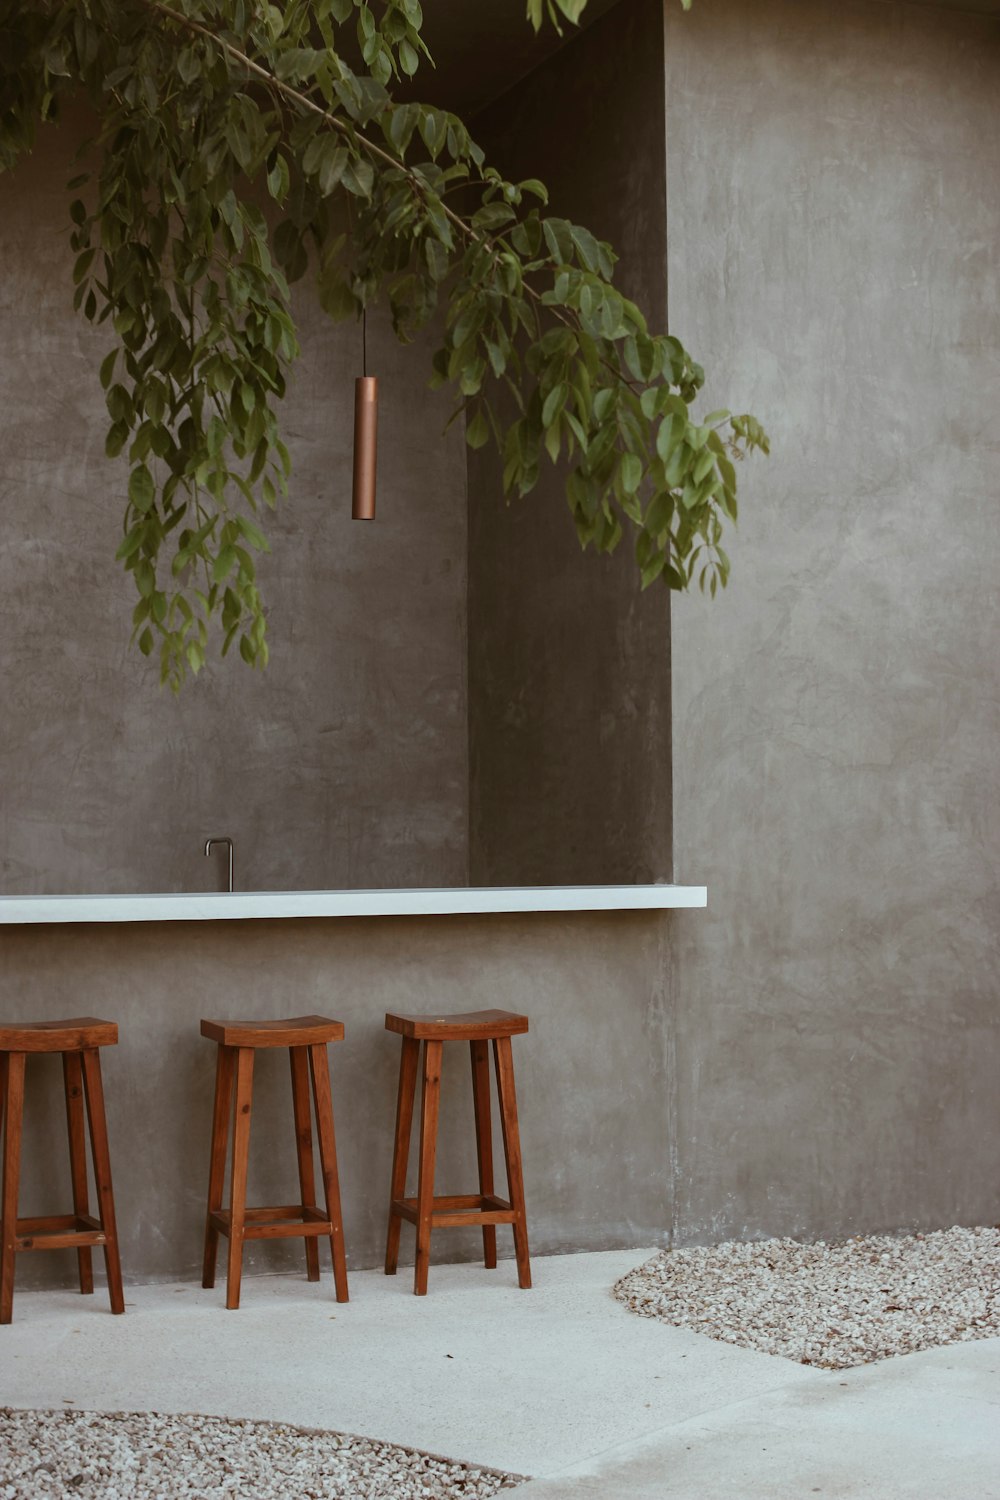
[138,0,612,364]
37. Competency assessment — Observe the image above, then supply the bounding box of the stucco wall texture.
[0,109,468,897]
[667,0,1000,1241]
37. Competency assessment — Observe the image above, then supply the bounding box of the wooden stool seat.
[200,1016,346,1049]
[385,1009,530,1042]
[384,1008,531,1296]
[201,1014,349,1309]
[1,1017,124,1325]
[0,1018,118,1053]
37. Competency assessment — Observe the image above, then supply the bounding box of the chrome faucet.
[204,837,234,893]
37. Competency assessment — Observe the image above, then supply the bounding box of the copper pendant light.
[351,309,378,520]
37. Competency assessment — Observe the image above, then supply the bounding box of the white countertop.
[0,885,706,925]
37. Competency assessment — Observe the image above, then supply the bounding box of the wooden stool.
[384,1008,531,1296]
[0,1018,124,1325]
[201,1015,349,1310]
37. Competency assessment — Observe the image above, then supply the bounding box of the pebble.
[0,1409,524,1499]
[613,1225,1000,1369]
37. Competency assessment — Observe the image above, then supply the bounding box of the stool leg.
[289,1046,320,1283]
[202,1043,235,1290]
[62,1052,94,1295]
[225,1046,254,1311]
[385,1036,419,1276]
[414,1039,443,1297]
[80,1048,125,1315]
[1,1052,24,1325]
[493,1037,531,1290]
[308,1043,349,1304]
[470,1040,497,1270]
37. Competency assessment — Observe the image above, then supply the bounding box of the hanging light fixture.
[351,308,378,520]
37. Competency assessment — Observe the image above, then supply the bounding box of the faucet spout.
[204,837,235,894]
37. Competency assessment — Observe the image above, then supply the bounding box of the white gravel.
[0,1409,524,1500]
[614,1225,1000,1369]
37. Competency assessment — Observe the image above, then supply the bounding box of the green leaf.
[317,265,357,321]
[176,45,202,84]
[135,560,156,598]
[466,407,489,449]
[693,449,716,485]
[128,464,155,514]
[236,515,270,551]
[267,153,290,202]
[213,546,237,582]
[275,46,326,80]
[73,247,95,284]
[570,224,600,271]
[342,157,374,197]
[106,383,133,424]
[542,382,568,428]
[206,416,227,457]
[274,219,308,282]
[620,452,642,495]
[519,178,548,202]
[305,134,349,196]
[99,348,118,390]
[644,491,674,538]
[640,552,666,589]
[115,523,145,561]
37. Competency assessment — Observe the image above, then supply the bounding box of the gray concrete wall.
[0,110,468,897]
[667,0,1000,1241]
[0,911,673,1289]
[467,0,673,887]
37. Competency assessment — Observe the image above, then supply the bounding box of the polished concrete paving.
[2,1249,998,1497]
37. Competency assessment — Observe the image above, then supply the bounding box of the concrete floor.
[2,1249,998,1497]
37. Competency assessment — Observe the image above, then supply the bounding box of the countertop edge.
[0,885,708,924]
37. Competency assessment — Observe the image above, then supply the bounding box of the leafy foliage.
[0,0,767,688]
[526,0,691,34]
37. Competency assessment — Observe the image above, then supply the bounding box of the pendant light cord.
[362,307,367,379]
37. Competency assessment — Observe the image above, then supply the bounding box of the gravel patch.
[614,1225,1000,1369]
[0,1408,525,1500]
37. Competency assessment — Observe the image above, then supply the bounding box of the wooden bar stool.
[201,1015,349,1310]
[384,1008,531,1296]
[0,1017,124,1325]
